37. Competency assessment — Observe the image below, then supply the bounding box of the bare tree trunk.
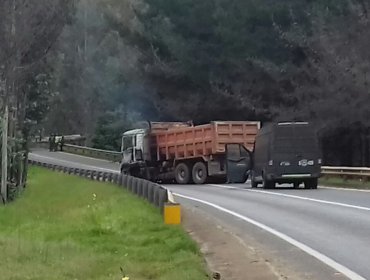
[1,106,8,203]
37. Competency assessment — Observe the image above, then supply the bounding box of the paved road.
[30,150,370,280]
[29,149,120,173]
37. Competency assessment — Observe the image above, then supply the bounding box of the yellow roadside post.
[164,203,181,225]
[164,190,181,225]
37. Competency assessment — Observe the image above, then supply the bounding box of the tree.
[38,0,370,166]
[0,0,73,201]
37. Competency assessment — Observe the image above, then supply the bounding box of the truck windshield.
[274,125,319,154]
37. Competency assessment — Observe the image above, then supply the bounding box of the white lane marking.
[174,193,366,280]
[320,186,370,193]
[208,184,370,212]
[29,153,119,173]
[208,184,239,190]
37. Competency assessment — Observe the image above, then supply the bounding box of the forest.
[2,0,370,166]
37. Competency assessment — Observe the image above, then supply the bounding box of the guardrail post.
[123,175,129,188]
[158,187,168,214]
[153,184,160,207]
[112,173,117,184]
[127,176,133,191]
[89,170,95,180]
[148,183,154,203]
[99,172,105,181]
[132,177,138,194]
[142,180,149,199]
[137,179,143,197]
[107,173,113,182]
[120,175,127,188]
[101,172,107,182]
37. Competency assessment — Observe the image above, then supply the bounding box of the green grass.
[320,177,370,189]
[0,168,208,280]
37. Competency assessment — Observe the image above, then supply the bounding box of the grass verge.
[320,177,370,190]
[0,167,208,280]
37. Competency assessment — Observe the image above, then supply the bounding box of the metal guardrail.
[321,166,370,180]
[27,159,174,213]
[62,144,122,162]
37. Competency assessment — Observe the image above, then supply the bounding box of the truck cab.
[120,129,150,177]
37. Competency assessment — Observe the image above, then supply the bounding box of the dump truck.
[120,121,260,184]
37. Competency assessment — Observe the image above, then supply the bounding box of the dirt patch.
[182,207,283,280]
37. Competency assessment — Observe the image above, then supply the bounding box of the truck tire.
[175,163,191,184]
[293,182,300,188]
[304,178,318,189]
[192,162,208,184]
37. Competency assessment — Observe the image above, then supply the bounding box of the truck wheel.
[293,182,300,189]
[192,162,208,184]
[304,178,318,189]
[175,163,191,184]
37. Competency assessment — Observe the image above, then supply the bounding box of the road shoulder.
[182,206,281,280]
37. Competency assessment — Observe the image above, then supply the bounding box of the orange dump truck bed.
[152,121,260,161]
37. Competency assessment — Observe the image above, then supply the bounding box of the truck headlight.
[268,160,274,166]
